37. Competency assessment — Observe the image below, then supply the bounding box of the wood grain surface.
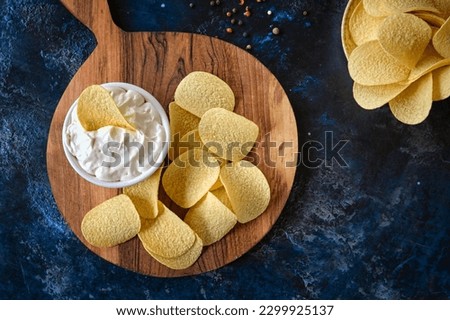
[47,0,298,277]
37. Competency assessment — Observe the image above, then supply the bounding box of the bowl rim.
[62,82,170,189]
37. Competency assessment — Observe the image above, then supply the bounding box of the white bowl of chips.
[342,0,450,125]
[62,82,170,189]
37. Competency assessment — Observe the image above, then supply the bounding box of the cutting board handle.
[60,0,120,40]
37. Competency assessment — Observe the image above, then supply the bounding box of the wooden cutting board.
[47,0,298,277]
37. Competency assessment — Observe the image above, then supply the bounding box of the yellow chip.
[143,235,203,270]
[169,102,200,143]
[210,160,226,191]
[433,0,450,18]
[184,192,237,246]
[349,2,385,46]
[162,149,220,208]
[362,0,386,17]
[77,85,135,131]
[169,129,203,161]
[138,201,196,258]
[378,13,431,68]
[348,40,411,85]
[363,0,438,17]
[389,73,433,125]
[199,108,259,162]
[124,167,162,219]
[433,17,450,58]
[220,161,270,224]
[409,58,450,81]
[432,65,450,101]
[407,45,445,79]
[211,187,233,212]
[415,12,446,27]
[210,176,223,191]
[353,82,409,110]
[81,194,141,248]
[404,47,450,83]
[174,71,235,117]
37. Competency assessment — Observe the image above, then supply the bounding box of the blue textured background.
[1,0,449,299]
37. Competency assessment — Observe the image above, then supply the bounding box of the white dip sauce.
[65,87,165,182]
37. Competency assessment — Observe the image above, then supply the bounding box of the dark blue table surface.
[1,0,449,299]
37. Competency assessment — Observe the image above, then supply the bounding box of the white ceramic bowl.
[62,82,170,188]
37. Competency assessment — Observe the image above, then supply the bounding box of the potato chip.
[210,176,223,191]
[348,40,411,85]
[410,58,450,81]
[138,201,196,258]
[169,129,203,161]
[378,13,431,68]
[162,149,220,208]
[77,85,135,131]
[362,0,386,17]
[81,194,140,248]
[363,0,438,17]
[174,71,235,117]
[390,73,433,125]
[353,82,409,110]
[433,17,450,58]
[404,47,450,83]
[432,66,450,101]
[199,108,259,162]
[211,187,233,212]
[124,167,162,219]
[220,161,270,223]
[184,192,237,246]
[415,12,446,27]
[169,102,200,141]
[350,2,385,46]
[433,0,450,18]
[143,234,203,270]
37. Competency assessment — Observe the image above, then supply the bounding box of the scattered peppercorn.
[231,18,236,24]
[189,3,194,8]
[303,10,308,16]
[267,10,272,16]
[243,32,248,37]
[226,11,232,17]
[210,1,215,6]
[226,27,233,33]
[244,6,251,17]
[245,44,252,50]
[215,0,221,5]
[232,8,237,13]
[272,27,280,35]
[239,0,245,6]
[238,20,243,26]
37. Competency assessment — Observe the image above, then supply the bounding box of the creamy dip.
[65,87,165,182]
